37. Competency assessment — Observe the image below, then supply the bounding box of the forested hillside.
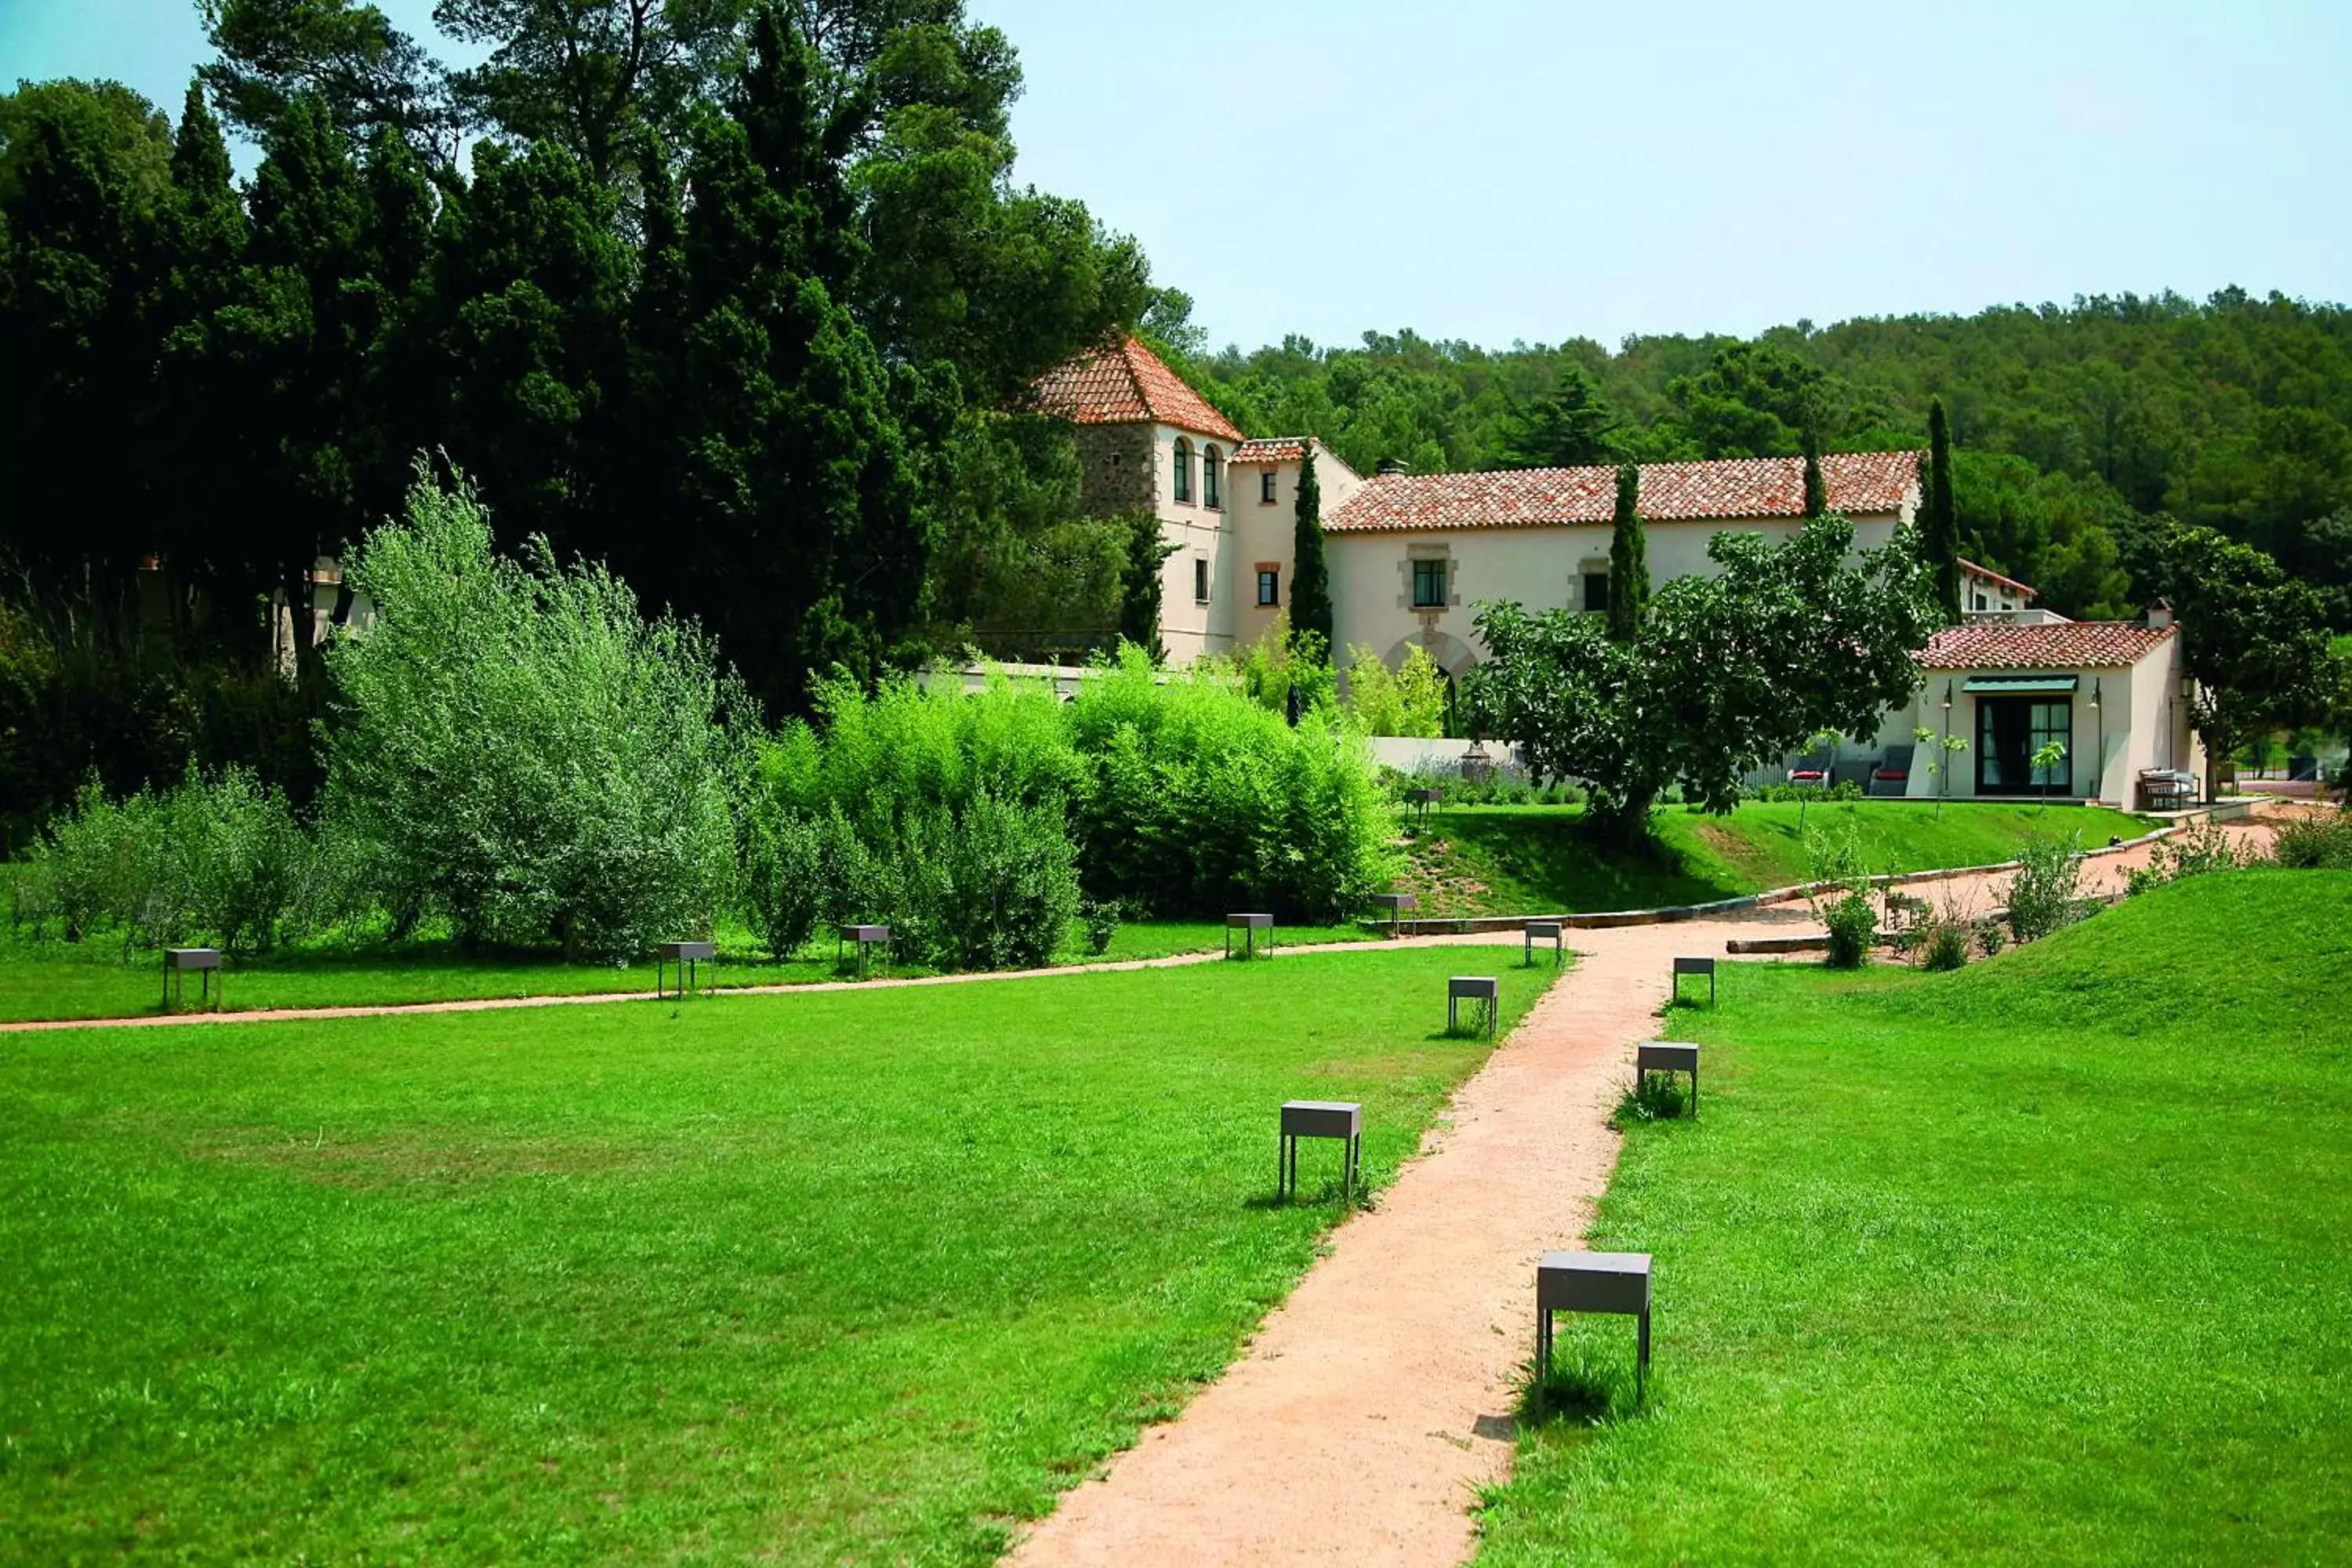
[1167,291,2352,623]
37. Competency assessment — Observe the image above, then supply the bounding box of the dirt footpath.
[1006,918,1748,1568]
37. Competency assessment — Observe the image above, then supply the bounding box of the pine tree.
[1497,361,1619,468]
[1926,397,1962,622]
[1802,423,1827,517]
[1606,463,1648,641]
[1290,443,1334,650]
[666,9,930,706]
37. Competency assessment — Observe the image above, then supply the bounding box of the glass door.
[1977,696,2072,796]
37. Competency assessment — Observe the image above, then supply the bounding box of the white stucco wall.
[1323,510,1904,676]
[1883,637,2201,805]
[1151,422,1241,662]
[1225,440,1366,654]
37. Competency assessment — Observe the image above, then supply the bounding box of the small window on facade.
[1173,437,1192,503]
[1261,470,1278,504]
[1412,558,1448,609]
[1203,445,1221,509]
[1974,590,1987,610]
[1258,568,1279,607]
[1194,557,1210,603]
[1582,571,1610,612]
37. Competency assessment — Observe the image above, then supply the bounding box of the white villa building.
[1034,337,2204,809]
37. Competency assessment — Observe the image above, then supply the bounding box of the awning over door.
[1962,674,2079,695]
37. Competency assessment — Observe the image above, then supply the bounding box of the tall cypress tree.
[1801,423,1827,518]
[1606,462,1648,641]
[1290,443,1334,650]
[1925,397,1962,622]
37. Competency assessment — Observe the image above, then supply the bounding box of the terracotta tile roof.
[1916,621,2174,670]
[1232,437,1308,463]
[1031,336,1243,443]
[1960,558,2038,599]
[1322,450,1922,532]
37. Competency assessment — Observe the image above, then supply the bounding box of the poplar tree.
[1606,462,1648,641]
[1925,397,1962,622]
[1802,423,1827,517]
[1290,443,1334,650]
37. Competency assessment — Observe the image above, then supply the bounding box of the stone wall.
[1072,422,1156,516]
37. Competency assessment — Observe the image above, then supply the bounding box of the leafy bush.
[2125,821,2256,894]
[28,778,164,945]
[26,764,310,954]
[920,792,1080,971]
[1227,613,1335,718]
[1080,897,1123,956]
[2267,813,2352,869]
[1977,923,2006,957]
[1344,642,1448,737]
[1069,648,1393,920]
[1381,765,1574,809]
[323,466,740,961]
[2007,836,2088,942]
[1750,779,1865,804]
[1918,917,1971,971]
[739,802,826,959]
[1823,892,1878,968]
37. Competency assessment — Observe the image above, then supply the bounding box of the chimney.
[2146,601,2173,632]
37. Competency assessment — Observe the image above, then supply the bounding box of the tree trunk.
[1588,785,1660,849]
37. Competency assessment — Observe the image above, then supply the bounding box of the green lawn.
[0,946,1548,1563]
[0,915,1375,1024]
[1403,799,2154,916]
[1476,869,2352,1564]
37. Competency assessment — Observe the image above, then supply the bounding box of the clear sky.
[6,0,2349,353]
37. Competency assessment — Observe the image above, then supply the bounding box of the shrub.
[323,466,740,961]
[1069,648,1393,920]
[2125,821,2256,894]
[1918,917,1970,971]
[1751,779,1865,804]
[1080,897,1123,956]
[923,791,1080,971]
[739,800,826,959]
[1977,923,2006,957]
[27,765,310,954]
[2007,836,2087,942]
[2268,813,2352,869]
[1823,891,1877,968]
[1343,643,1446,738]
[167,762,310,955]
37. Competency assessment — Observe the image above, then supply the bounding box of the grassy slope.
[0,916,1374,1024]
[1402,800,2154,916]
[0,946,1548,1565]
[1476,869,2352,1564]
